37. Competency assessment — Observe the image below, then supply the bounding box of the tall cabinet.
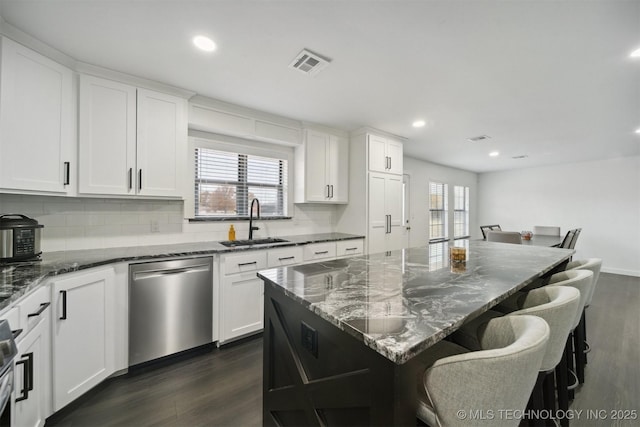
[0,37,75,194]
[78,74,187,198]
[336,129,406,255]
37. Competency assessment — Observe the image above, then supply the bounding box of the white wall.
[0,194,336,252]
[477,156,640,277]
[403,156,478,247]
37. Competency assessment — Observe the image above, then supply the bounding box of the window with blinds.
[453,185,470,238]
[194,147,288,217]
[429,182,448,242]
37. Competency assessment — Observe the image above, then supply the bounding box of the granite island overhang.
[257,240,574,426]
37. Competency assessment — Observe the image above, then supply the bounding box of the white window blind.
[454,185,470,238]
[194,147,288,217]
[429,182,448,242]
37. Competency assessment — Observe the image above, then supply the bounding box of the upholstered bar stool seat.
[417,316,550,427]
[452,287,580,426]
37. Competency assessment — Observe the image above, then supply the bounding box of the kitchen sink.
[220,238,289,247]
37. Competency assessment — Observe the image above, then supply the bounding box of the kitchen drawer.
[336,239,364,257]
[0,306,20,335]
[268,246,304,268]
[19,285,50,333]
[303,242,337,262]
[223,251,268,275]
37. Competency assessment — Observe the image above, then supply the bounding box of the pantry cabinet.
[368,172,404,254]
[78,74,187,198]
[294,129,348,203]
[0,37,74,194]
[50,267,116,411]
[368,134,403,175]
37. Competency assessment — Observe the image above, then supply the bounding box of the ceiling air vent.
[289,49,331,76]
[467,135,491,142]
[512,155,529,159]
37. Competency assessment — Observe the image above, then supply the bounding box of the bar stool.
[565,258,602,369]
[545,269,593,402]
[417,315,549,427]
[452,286,580,427]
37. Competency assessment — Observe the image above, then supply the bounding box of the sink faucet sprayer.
[249,198,260,240]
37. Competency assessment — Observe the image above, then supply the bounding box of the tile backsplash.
[0,194,336,252]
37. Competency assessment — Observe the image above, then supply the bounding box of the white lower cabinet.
[12,287,51,427]
[50,267,116,411]
[219,251,267,344]
[13,313,50,427]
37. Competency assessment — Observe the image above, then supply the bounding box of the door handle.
[59,290,67,320]
[63,162,70,185]
[15,352,34,402]
[27,302,50,318]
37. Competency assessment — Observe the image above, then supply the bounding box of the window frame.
[453,185,470,239]
[428,181,448,242]
[187,133,293,221]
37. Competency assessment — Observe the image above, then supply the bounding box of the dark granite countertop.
[257,240,574,364]
[0,232,363,311]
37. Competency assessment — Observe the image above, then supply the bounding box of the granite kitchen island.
[257,240,574,426]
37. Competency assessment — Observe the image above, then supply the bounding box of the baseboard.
[602,267,640,278]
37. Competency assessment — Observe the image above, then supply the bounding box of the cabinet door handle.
[345,247,358,251]
[238,261,257,267]
[326,185,330,198]
[330,185,334,198]
[27,302,50,318]
[63,162,70,185]
[128,168,133,190]
[278,256,295,261]
[314,251,329,255]
[60,290,67,320]
[138,169,143,191]
[15,352,34,402]
[389,157,392,170]
[12,328,23,339]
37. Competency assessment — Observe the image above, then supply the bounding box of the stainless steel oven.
[0,320,18,427]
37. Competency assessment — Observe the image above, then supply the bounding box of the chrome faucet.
[248,198,260,240]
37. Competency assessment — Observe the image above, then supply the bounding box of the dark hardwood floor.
[45,272,639,427]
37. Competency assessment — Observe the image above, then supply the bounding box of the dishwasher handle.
[132,263,212,280]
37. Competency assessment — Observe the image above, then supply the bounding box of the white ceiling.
[0,0,638,173]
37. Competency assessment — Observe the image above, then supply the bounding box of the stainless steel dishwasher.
[129,257,213,366]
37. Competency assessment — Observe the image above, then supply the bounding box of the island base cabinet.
[13,306,51,427]
[51,268,116,412]
[262,282,420,426]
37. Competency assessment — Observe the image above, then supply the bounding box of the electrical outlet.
[301,321,318,358]
[150,220,160,233]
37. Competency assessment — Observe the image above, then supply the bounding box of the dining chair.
[533,226,561,237]
[451,286,580,427]
[559,230,576,249]
[480,224,501,239]
[417,315,549,427]
[568,228,581,250]
[486,230,521,244]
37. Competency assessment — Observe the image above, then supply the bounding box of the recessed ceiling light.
[412,120,426,128]
[635,128,640,134]
[489,151,500,157]
[630,48,640,58]
[193,35,216,52]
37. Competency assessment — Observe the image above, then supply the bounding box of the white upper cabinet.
[78,74,186,198]
[368,134,403,175]
[0,37,74,194]
[294,129,348,203]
